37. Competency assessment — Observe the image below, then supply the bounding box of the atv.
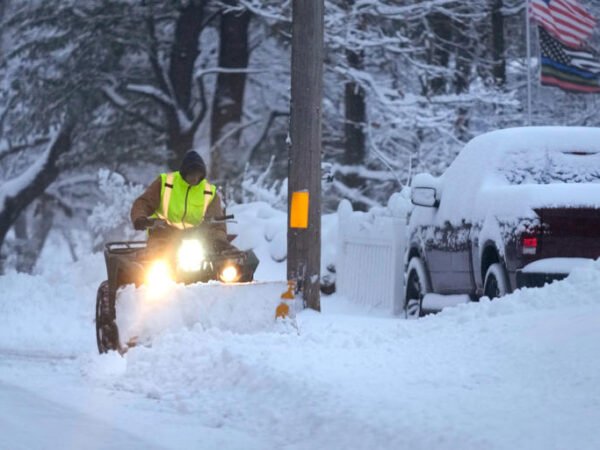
[95,215,258,354]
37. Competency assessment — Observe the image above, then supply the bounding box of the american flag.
[530,0,596,48]
[539,27,600,93]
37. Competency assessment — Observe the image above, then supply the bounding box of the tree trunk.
[343,48,367,210]
[15,198,54,273]
[169,0,205,117]
[13,212,27,270]
[344,50,366,167]
[454,20,472,140]
[425,13,452,96]
[491,0,506,86]
[0,124,73,273]
[210,2,251,181]
[166,0,206,168]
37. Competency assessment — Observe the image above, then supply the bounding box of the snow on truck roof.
[463,126,600,156]
[412,127,600,226]
[450,127,600,185]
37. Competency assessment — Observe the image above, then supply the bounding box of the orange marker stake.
[276,280,296,319]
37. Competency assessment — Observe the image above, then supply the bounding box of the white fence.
[336,195,409,315]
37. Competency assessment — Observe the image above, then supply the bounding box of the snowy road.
[0,353,263,450]
[1,255,600,449]
[0,378,163,450]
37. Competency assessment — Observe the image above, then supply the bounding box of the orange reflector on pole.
[290,191,309,229]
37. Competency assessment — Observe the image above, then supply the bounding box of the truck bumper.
[515,271,568,289]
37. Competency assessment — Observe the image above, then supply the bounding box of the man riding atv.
[95,151,258,354]
[130,150,257,279]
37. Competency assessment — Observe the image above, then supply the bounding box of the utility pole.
[287,0,324,311]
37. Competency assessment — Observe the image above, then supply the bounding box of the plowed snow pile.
[116,281,289,346]
[1,214,600,448]
[0,254,104,356]
[84,260,600,450]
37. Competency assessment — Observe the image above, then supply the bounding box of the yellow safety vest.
[152,171,216,229]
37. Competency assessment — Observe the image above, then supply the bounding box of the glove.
[133,217,153,231]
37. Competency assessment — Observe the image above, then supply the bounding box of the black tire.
[483,263,509,299]
[95,280,120,354]
[404,258,430,319]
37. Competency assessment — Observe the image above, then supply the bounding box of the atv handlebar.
[145,214,234,230]
[146,218,168,231]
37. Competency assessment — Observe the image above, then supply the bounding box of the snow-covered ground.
[1,206,600,449]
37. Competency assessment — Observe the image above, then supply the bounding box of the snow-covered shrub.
[240,157,287,210]
[88,170,144,247]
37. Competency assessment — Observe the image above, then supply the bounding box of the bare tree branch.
[196,67,269,78]
[102,86,166,133]
[0,94,18,136]
[188,74,208,136]
[247,110,289,163]
[125,84,175,109]
[0,121,75,271]
[144,4,173,104]
[209,118,262,156]
[0,137,52,163]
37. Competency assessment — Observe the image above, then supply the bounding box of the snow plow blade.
[114,281,296,351]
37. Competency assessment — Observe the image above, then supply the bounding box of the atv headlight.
[220,265,240,283]
[177,239,205,272]
[145,260,173,297]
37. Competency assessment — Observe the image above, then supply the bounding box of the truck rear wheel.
[404,258,430,319]
[483,263,509,299]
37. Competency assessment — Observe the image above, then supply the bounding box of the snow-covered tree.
[4,0,600,270]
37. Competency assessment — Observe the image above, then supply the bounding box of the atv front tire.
[95,280,120,354]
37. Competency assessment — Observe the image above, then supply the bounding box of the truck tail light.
[522,236,538,255]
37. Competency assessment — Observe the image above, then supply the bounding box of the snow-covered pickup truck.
[405,127,600,317]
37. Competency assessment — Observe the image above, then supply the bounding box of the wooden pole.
[288,0,324,311]
[525,0,533,125]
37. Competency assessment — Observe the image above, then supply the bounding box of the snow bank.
[433,256,600,323]
[85,260,600,450]
[2,194,600,449]
[0,250,600,449]
[521,257,592,274]
[0,255,104,356]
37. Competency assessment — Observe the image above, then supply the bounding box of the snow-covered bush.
[240,157,287,210]
[88,170,144,247]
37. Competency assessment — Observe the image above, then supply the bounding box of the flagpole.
[526,0,533,125]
